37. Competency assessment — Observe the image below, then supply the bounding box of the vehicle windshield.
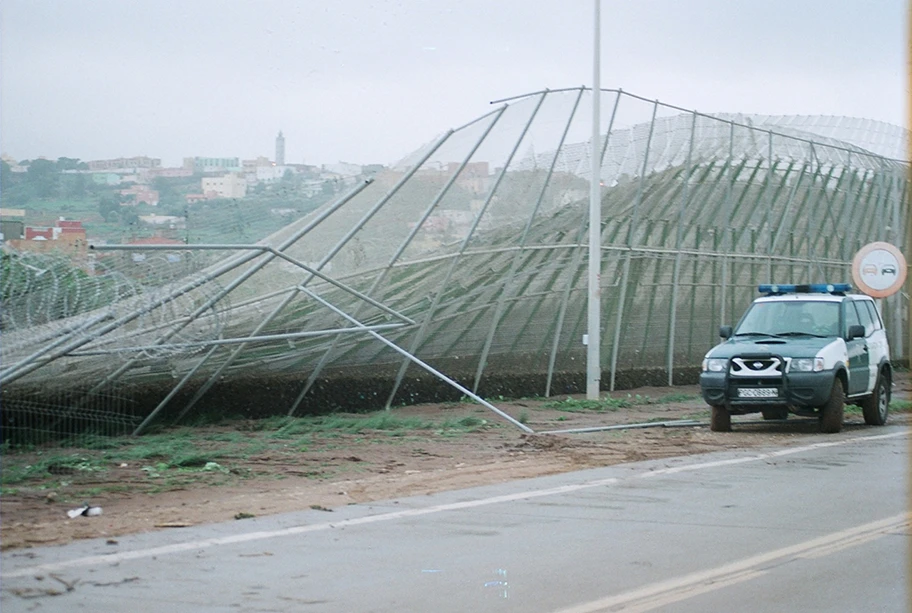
[734,300,840,337]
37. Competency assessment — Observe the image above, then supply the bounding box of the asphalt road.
[3,427,909,612]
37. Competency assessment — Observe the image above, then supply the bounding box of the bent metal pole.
[299,286,534,434]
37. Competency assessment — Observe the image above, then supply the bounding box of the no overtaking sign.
[851,242,907,298]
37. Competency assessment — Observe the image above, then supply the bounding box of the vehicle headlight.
[790,357,824,372]
[702,358,728,373]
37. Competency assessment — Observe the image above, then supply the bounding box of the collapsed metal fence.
[1,88,908,442]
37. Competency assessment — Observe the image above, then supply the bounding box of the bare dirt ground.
[2,378,909,551]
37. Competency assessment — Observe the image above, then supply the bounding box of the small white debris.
[67,504,103,518]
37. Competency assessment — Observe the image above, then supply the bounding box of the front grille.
[730,356,783,377]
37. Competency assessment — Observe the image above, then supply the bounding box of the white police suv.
[700,283,892,433]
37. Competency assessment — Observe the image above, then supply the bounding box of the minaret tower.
[275,131,286,166]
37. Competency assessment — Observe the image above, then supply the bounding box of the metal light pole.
[586,0,602,399]
[907,4,912,366]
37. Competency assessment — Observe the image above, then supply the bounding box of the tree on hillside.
[59,173,87,199]
[151,176,180,207]
[56,157,87,171]
[1,160,12,186]
[98,196,121,222]
[24,159,58,199]
[0,161,29,207]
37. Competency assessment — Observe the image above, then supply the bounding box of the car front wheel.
[710,405,731,432]
[819,378,845,433]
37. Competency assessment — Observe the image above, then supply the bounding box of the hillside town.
[0,131,538,277]
[0,132,409,276]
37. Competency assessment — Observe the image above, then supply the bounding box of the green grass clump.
[889,399,912,413]
[544,391,701,413]
[1,454,106,486]
[0,407,491,492]
[655,392,701,404]
[263,412,487,437]
[544,396,632,412]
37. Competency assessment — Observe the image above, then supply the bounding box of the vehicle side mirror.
[847,324,865,340]
[719,325,733,339]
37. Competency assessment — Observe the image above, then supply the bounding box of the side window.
[844,301,861,337]
[854,301,875,337]
[863,301,883,331]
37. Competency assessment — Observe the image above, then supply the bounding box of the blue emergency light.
[758,283,851,295]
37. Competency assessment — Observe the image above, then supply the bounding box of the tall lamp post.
[586,0,602,399]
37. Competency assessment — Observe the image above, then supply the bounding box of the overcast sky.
[1,0,906,167]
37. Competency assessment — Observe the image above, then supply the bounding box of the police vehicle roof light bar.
[758,283,851,295]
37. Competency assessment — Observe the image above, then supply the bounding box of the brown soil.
[2,379,909,551]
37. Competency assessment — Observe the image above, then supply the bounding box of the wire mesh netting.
[2,88,908,442]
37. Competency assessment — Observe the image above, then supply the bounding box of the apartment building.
[87,156,161,171]
[201,173,247,199]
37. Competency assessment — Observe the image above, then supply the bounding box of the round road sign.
[851,242,907,298]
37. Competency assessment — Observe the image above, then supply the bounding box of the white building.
[201,173,247,199]
[255,165,294,183]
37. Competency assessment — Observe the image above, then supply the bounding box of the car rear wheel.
[710,405,731,432]
[861,372,890,426]
[819,378,844,433]
[761,408,788,420]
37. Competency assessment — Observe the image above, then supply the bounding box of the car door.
[856,300,890,378]
[844,301,869,395]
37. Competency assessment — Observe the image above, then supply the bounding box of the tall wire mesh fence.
[2,88,908,442]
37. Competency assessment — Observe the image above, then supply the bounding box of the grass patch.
[544,396,633,412]
[0,407,491,494]
[889,399,912,413]
[544,391,701,413]
[262,412,485,437]
[1,454,107,486]
[846,399,911,416]
[655,392,702,404]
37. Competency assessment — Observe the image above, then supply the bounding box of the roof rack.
[758,283,851,296]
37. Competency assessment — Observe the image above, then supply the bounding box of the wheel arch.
[879,360,893,383]
[833,365,849,390]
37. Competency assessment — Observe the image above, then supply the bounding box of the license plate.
[738,387,777,398]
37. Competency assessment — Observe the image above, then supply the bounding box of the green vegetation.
[654,392,702,404]
[246,412,489,437]
[1,157,335,247]
[1,453,107,486]
[543,391,700,413]
[889,399,912,413]
[845,399,911,416]
[0,409,492,496]
[544,397,632,412]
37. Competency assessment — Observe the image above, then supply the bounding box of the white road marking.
[553,513,909,613]
[3,430,907,579]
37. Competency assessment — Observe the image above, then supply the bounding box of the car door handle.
[862,346,868,352]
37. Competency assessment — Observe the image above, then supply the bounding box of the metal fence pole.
[544,90,623,396]
[298,287,533,434]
